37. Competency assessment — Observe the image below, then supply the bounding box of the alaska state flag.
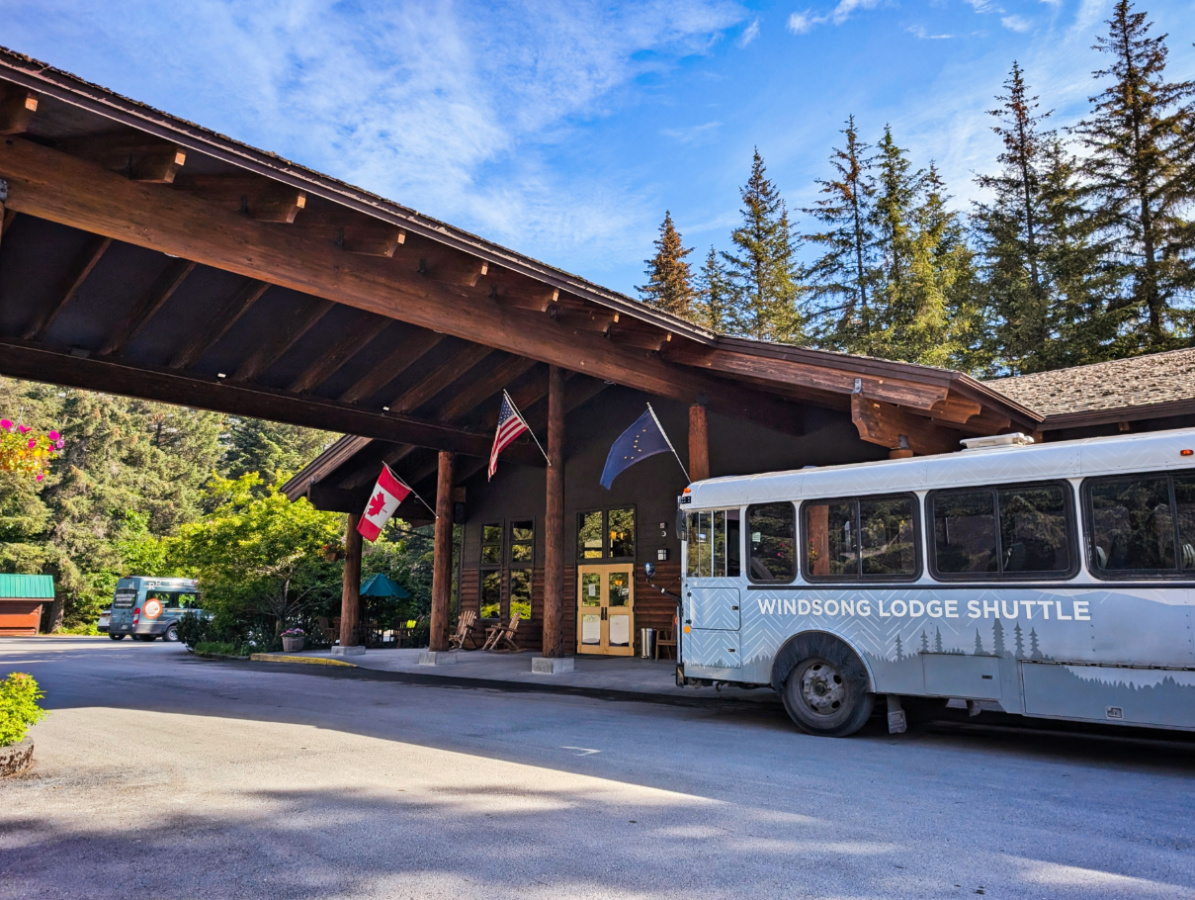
[600,407,674,489]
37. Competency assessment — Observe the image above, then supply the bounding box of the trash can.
[639,627,656,659]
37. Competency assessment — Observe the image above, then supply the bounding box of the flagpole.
[385,463,439,519]
[505,390,551,466]
[646,403,690,483]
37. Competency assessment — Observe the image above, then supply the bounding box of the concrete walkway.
[285,646,779,706]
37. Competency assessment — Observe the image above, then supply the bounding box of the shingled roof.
[987,348,1195,423]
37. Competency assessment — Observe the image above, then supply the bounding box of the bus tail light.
[132,607,140,626]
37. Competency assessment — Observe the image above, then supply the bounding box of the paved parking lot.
[2,637,1194,899]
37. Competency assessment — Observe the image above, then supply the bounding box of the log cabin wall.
[457,385,887,654]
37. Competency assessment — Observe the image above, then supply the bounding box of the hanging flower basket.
[0,421,63,483]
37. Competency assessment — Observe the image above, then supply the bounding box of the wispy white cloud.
[661,121,724,143]
[907,24,957,39]
[1001,14,1032,31]
[738,17,760,46]
[787,0,882,34]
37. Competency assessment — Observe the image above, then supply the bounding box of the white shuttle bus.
[673,429,1195,737]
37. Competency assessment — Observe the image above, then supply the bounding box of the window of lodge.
[576,508,637,561]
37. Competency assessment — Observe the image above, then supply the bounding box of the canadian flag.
[357,465,411,542]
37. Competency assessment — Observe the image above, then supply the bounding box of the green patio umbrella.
[359,573,411,599]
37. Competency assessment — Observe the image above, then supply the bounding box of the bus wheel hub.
[800,661,845,714]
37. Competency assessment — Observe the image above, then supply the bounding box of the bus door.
[685,509,742,667]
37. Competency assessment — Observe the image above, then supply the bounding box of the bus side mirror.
[643,562,657,579]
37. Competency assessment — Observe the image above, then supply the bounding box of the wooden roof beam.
[386,344,495,416]
[851,391,965,457]
[338,329,444,406]
[22,235,112,341]
[0,89,38,136]
[287,314,393,394]
[171,174,306,222]
[0,339,545,463]
[231,298,334,383]
[99,258,195,357]
[168,279,270,370]
[0,136,801,433]
[342,222,405,257]
[61,132,188,183]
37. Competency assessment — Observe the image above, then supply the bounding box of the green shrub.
[58,622,98,636]
[192,641,246,657]
[0,673,47,747]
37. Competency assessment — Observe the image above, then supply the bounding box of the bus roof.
[685,427,1195,509]
[116,577,199,590]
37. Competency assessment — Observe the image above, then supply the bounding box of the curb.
[192,651,249,661]
[249,652,357,668]
[237,658,780,710]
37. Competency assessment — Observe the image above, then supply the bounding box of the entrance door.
[577,564,635,656]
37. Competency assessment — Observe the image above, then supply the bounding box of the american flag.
[488,391,530,480]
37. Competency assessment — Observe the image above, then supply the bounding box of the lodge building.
[0,48,1192,652]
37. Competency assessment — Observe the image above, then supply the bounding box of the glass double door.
[577,564,634,656]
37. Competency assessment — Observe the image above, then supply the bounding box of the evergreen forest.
[0,377,439,638]
[638,1,1195,376]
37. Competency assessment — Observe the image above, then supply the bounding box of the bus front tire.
[109,634,125,641]
[779,636,874,737]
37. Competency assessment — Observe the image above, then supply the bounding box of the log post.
[429,450,455,652]
[339,513,362,648]
[688,402,709,483]
[542,365,565,658]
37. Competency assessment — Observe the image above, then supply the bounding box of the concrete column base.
[532,656,575,675]
[419,650,459,666]
[331,645,366,657]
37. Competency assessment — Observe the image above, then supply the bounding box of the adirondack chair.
[448,610,478,650]
[482,612,522,652]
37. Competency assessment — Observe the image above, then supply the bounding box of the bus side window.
[1177,475,1195,570]
[1087,474,1176,573]
[932,490,998,575]
[998,484,1071,574]
[747,503,795,584]
[686,509,741,578]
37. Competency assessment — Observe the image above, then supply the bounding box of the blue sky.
[5,1,1194,295]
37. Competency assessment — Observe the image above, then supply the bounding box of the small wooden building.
[0,574,54,636]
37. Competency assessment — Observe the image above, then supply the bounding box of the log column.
[688,402,709,483]
[339,513,362,648]
[542,365,565,658]
[429,450,455,652]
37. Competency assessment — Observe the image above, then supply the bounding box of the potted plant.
[281,627,306,653]
[1,672,47,777]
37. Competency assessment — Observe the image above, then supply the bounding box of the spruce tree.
[694,246,734,332]
[870,125,921,322]
[802,116,878,354]
[973,62,1054,372]
[638,211,696,318]
[891,165,984,369]
[723,149,803,343]
[1074,0,1195,352]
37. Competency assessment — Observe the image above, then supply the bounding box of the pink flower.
[0,420,11,431]
[48,431,60,441]
[17,425,29,434]
[36,473,44,483]
[55,440,64,449]
[27,439,36,449]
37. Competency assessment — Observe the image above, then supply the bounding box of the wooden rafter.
[61,132,188,184]
[338,329,444,406]
[99,259,195,357]
[0,339,546,463]
[22,235,112,341]
[0,89,37,136]
[287,314,393,394]
[231,298,333,383]
[168,279,270,370]
[851,392,965,457]
[386,344,495,416]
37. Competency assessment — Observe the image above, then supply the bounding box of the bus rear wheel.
[108,633,125,641]
[781,640,874,737]
[162,624,179,643]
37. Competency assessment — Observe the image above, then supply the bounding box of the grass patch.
[193,641,247,658]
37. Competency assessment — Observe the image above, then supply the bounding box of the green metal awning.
[0,574,55,599]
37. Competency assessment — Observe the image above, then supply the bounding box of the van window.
[1086,472,1195,576]
[686,509,741,578]
[804,495,918,581]
[931,482,1074,579]
[747,503,796,584]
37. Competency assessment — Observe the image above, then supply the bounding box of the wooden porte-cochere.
[576,564,635,656]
